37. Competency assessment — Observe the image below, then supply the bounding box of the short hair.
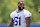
[18,1,24,5]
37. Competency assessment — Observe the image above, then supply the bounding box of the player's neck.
[18,9,22,12]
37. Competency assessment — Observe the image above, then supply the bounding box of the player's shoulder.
[24,9,31,13]
[10,10,16,18]
[23,9,32,17]
[24,9,32,15]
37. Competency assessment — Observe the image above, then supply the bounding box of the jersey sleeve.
[25,12,32,17]
[10,13,14,19]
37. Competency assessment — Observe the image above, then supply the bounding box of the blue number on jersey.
[14,17,21,26]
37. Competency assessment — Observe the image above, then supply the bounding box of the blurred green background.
[0,0,40,24]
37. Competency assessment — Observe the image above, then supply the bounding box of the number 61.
[14,17,21,26]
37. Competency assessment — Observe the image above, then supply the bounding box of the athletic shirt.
[10,9,32,27]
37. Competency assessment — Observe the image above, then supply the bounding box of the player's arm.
[9,18,14,27]
[25,17,31,27]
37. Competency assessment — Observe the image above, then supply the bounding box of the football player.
[9,1,32,27]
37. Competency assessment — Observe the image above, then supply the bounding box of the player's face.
[18,2,24,10]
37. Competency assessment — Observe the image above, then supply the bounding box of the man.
[9,1,32,27]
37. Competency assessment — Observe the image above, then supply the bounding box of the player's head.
[18,1,24,10]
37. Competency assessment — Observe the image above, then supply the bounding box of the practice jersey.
[10,9,32,27]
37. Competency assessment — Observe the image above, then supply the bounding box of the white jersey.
[10,9,32,27]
